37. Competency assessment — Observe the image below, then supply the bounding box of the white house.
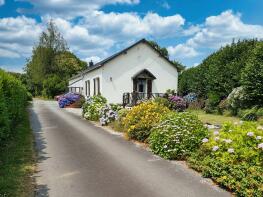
[68,39,179,104]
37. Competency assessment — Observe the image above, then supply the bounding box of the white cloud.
[0,16,42,58]
[17,0,140,18]
[82,11,185,40]
[168,10,263,60]
[167,44,198,58]
[84,56,101,64]
[0,0,4,6]
[44,17,114,58]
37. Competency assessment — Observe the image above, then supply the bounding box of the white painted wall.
[81,68,102,97]
[68,77,83,88]
[69,42,178,104]
[101,42,178,103]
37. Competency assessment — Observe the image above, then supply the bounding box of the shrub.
[99,105,118,126]
[187,99,205,110]
[109,103,122,112]
[183,93,197,104]
[153,97,170,108]
[256,108,263,117]
[110,108,129,132]
[188,122,263,196]
[0,70,28,144]
[123,101,170,142]
[149,112,208,159]
[83,95,107,121]
[238,108,258,121]
[227,87,246,115]
[169,96,187,112]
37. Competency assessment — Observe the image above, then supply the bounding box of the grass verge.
[0,109,35,197]
[188,110,240,125]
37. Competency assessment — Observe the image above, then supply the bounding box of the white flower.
[256,136,262,140]
[258,143,263,149]
[257,126,263,130]
[213,131,219,135]
[164,145,168,149]
[202,138,209,143]
[229,129,233,132]
[214,137,220,141]
[247,132,254,137]
[223,139,232,143]
[228,148,235,153]
[212,146,219,151]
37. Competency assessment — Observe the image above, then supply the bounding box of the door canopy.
[132,69,156,80]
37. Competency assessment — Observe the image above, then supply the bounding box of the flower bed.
[122,101,170,142]
[149,112,208,159]
[188,122,263,196]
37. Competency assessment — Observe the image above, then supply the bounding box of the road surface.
[29,100,231,197]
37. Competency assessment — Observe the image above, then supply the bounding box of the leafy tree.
[148,40,169,58]
[25,20,86,97]
[241,42,263,107]
[178,39,260,103]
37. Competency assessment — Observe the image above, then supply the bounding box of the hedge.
[0,69,28,144]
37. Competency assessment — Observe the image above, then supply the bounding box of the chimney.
[89,60,94,67]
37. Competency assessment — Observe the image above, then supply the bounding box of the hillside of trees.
[179,39,263,113]
[24,21,87,98]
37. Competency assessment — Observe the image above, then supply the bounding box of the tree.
[241,42,263,107]
[25,20,86,97]
[148,40,169,58]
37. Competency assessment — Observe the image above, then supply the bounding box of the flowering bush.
[183,93,197,104]
[169,96,187,111]
[99,105,118,126]
[188,122,263,196]
[149,112,208,159]
[227,86,246,114]
[82,95,107,121]
[122,101,170,142]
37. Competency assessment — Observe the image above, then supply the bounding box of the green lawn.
[0,110,35,197]
[188,110,241,125]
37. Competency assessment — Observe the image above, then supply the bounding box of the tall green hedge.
[0,69,28,143]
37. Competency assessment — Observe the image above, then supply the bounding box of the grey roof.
[69,38,180,81]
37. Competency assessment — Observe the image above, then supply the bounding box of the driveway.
[29,100,231,197]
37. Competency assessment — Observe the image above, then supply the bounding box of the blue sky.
[0,0,263,72]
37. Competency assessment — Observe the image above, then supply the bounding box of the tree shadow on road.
[28,104,50,196]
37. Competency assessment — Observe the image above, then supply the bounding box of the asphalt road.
[29,100,231,197]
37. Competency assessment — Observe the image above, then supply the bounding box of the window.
[93,77,100,95]
[85,80,90,96]
[93,78,96,95]
[97,77,100,95]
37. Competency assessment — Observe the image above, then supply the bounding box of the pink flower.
[202,138,209,143]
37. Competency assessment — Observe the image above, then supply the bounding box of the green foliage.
[25,20,86,97]
[241,42,263,108]
[149,112,208,159]
[0,109,35,196]
[178,39,260,110]
[110,108,129,132]
[83,95,107,121]
[0,69,28,143]
[153,97,170,108]
[122,101,170,142]
[188,122,263,196]
[238,107,259,121]
[148,40,169,58]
